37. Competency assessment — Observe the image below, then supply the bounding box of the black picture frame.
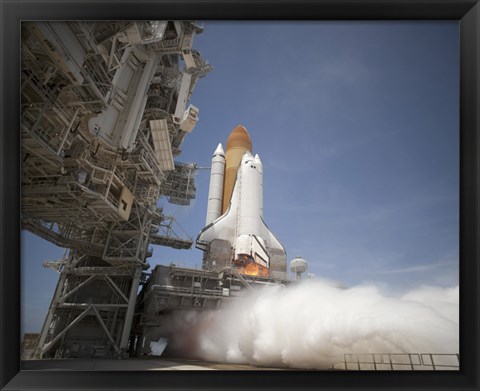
[1,1,479,390]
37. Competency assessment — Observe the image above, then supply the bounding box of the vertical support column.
[136,208,149,260]
[119,266,142,357]
[57,107,80,156]
[35,269,68,358]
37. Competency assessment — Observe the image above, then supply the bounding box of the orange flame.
[234,255,269,277]
[241,262,269,277]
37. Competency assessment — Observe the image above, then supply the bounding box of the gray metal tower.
[21,21,211,358]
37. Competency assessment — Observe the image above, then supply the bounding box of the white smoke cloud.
[163,280,459,369]
[400,285,459,323]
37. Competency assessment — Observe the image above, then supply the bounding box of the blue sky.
[21,21,459,334]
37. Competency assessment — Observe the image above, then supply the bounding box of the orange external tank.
[222,125,252,214]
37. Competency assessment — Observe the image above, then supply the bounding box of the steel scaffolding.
[21,20,211,358]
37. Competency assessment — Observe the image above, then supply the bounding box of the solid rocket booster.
[197,125,285,275]
[222,125,252,214]
[205,143,225,225]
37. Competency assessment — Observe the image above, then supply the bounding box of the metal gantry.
[21,20,211,358]
[131,264,287,357]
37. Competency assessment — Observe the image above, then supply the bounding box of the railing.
[334,353,459,370]
[150,284,225,298]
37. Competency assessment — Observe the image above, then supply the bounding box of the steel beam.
[119,266,142,355]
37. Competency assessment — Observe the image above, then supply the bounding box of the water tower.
[290,256,308,281]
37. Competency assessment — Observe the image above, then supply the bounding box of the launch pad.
[19,16,297,361]
[132,263,289,358]
[19,21,459,370]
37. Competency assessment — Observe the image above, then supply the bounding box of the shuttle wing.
[196,178,239,250]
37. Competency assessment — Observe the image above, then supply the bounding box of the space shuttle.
[196,125,287,278]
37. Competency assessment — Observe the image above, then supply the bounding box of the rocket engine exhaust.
[234,254,270,277]
[160,280,459,369]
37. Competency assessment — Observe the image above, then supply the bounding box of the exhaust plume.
[162,280,459,369]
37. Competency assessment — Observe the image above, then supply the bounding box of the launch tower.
[21,21,211,358]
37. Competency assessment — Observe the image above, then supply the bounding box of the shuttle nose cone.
[226,124,252,152]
